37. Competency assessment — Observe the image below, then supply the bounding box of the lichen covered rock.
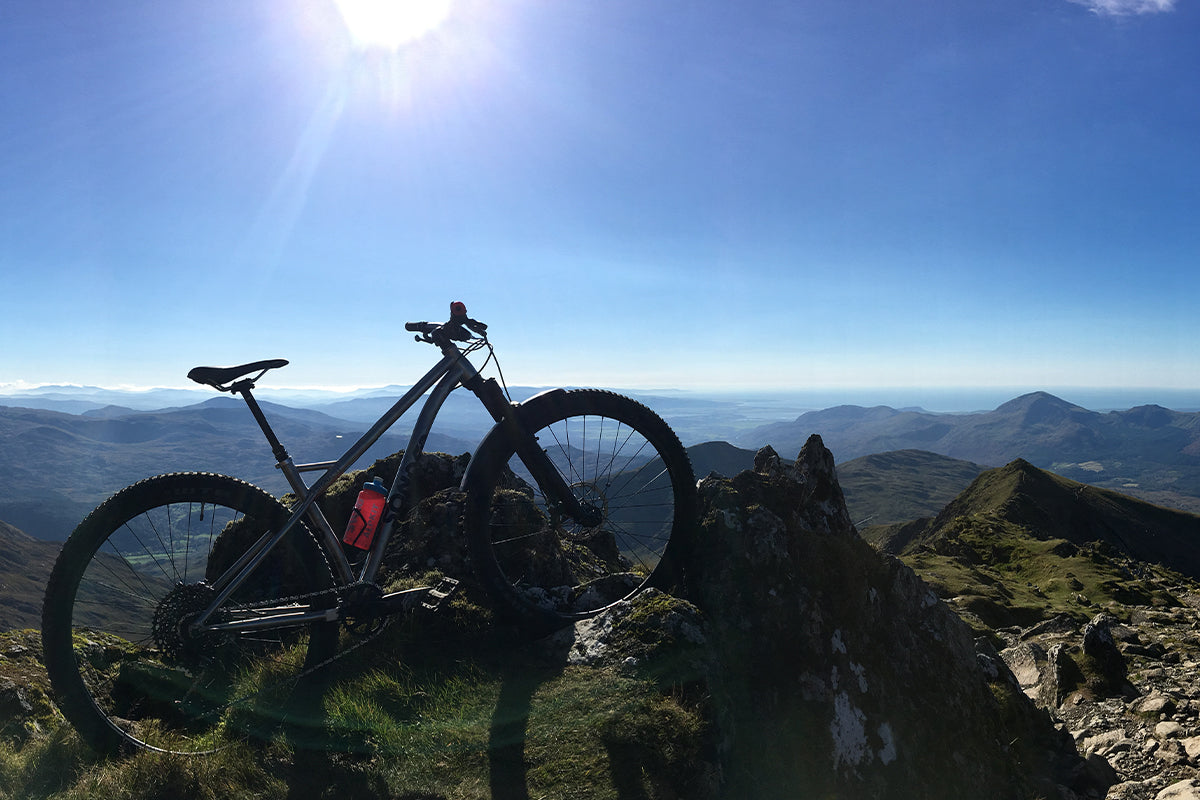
[684,436,1097,800]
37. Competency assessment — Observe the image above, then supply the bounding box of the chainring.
[339,582,387,636]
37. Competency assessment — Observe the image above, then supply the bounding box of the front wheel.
[464,389,696,632]
[41,473,338,755]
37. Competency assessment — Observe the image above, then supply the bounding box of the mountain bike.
[41,302,697,755]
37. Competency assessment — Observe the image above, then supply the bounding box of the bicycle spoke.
[468,390,694,628]
[44,474,338,755]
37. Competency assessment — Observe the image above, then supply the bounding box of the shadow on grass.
[485,629,673,800]
[271,617,565,800]
[604,738,652,800]
[487,659,564,800]
[271,615,676,800]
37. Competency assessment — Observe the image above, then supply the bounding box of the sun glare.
[334,0,452,49]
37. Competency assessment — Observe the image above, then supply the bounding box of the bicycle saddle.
[187,359,288,389]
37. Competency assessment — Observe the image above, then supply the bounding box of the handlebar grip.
[406,305,485,343]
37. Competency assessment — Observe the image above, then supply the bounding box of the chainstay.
[211,519,343,613]
[177,518,394,734]
[182,592,394,734]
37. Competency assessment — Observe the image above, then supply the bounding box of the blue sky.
[1,0,1198,394]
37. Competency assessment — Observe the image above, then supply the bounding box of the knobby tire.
[41,473,338,755]
[464,389,697,633]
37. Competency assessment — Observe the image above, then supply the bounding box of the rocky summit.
[6,437,1200,798]
[681,436,1101,800]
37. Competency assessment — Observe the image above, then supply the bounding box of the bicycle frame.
[191,341,489,634]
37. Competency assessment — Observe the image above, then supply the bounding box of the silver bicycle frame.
[193,344,484,634]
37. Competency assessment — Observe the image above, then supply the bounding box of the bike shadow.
[487,660,553,800]
[276,620,658,800]
[486,628,657,800]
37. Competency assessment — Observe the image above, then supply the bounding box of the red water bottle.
[342,477,387,549]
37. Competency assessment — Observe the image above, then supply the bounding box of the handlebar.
[406,302,488,345]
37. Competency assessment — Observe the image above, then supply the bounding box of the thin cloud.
[1070,0,1176,15]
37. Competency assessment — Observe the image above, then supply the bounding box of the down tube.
[360,365,470,582]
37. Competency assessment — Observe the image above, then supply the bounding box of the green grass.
[304,631,707,800]
[0,660,706,800]
[903,511,1187,634]
[1,588,712,800]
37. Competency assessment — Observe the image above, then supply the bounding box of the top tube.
[200,346,474,619]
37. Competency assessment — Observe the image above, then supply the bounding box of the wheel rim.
[485,412,680,619]
[64,492,331,753]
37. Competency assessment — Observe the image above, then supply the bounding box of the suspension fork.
[464,377,602,526]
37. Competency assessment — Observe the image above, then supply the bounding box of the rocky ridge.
[679,439,1100,799]
[4,437,1195,798]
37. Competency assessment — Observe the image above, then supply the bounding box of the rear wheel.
[465,390,696,632]
[41,473,338,754]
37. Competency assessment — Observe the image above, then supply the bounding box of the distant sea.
[689,387,1200,414]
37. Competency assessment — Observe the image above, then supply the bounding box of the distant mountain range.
[0,398,472,540]
[0,383,796,445]
[5,387,1200,540]
[744,391,1200,512]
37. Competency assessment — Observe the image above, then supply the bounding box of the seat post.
[231,380,290,465]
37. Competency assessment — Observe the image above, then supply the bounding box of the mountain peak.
[918,459,1200,578]
[992,392,1093,428]
[932,458,1064,522]
[995,391,1074,412]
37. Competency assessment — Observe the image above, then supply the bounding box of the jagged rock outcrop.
[682,436,1102,800]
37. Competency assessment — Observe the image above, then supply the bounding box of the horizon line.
[4,381,1200,391]
[4,382,1200,402]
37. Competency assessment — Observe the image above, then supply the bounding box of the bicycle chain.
[187,582,397,727]
[188,512,407,721]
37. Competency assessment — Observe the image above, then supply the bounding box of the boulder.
[1081,613,1134,698]
[1157,779,1200,800]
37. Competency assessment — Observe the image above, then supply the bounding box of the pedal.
[420,577,460,611]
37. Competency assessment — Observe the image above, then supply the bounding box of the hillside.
[9,436,1200,795]
[868,459,1200,631]
[837,449,986,526]
[0,521,58,631]
[0,440,1102,800]
[0,401,471,540]
[745,391,1200,511]
[684,440,757,479]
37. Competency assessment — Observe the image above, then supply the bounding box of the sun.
[333,0,453,49]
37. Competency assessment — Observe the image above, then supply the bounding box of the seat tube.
[237,386,290,464]
[359,365,465,581]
